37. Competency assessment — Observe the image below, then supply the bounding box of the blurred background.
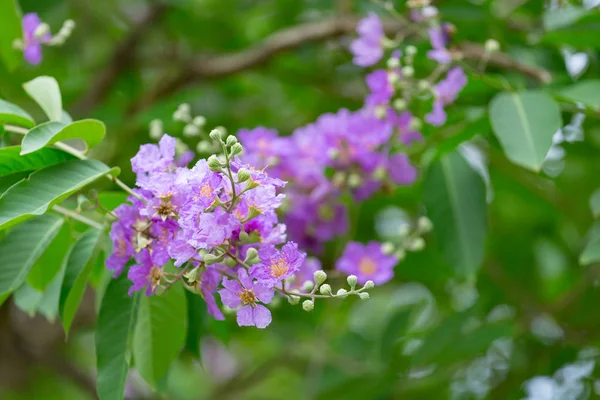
[2,0,600,399]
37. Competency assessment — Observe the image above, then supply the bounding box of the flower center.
[116,239,127,257]
[238,288,257,305]
[150,266,163,291]
[270,258,289,278]
[358,257,377,276]
[155,200,176,219]
[199,183,213,198]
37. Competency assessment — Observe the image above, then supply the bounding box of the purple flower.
[127,249,162,296]
[237,127,291,169]
[106,223,134,277]
[131,135,176,179]
[200,267,225,321]
[218,269,274,328]
[425,67,467,126]
[336,241,398,285]
[350,13,385,67]
[251,242,306,286]
[427,26,452,64]
[22,13,51,65]
[149,219,178,266]
[289,257,321,291]
[387,110,423,146]
[238,185,285,216]
[387,153,418,185]
[365,69,394,107]
[188,208,240,249]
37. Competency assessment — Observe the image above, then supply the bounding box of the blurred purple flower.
[387,153,418,185]
[336,241,397,284]
[350,13,385,67]
[427,26,452,64]
[22,13,51,65]
[425,67,467,126]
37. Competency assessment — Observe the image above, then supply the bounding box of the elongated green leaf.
[0,146,74,177]
[580,224,600,266]
[0,214,63,295]
[0,0,22,71]
[27,222,72,290]
[0,159,114,231]
[0,171,27,195]
[423,152,487,277]
[37,255,69,321]
[558,80,600,111]
[184,290,206,359]
[98,191,129,211]
[489,91,562,172]
[60,228,103,335]
[13,283,44,316]
[133,284,187,387]
[23,76,63,122]
[21,119,106,155]
[542,11,600,48]
[0,99,35,128]
[96,274,140,400]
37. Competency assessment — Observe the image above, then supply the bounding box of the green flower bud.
[359,292,370,300]
[418,80,431,92]
[405,45,417,56]
[244,247,259,263]
[388,72,400,85]
[410,117,422,131]
[347,173,362,188]
[207,154,222,171]
[193,115,206,126]
[387,57,400,69]
[237,168,251,182]
[402,66,415,78]
[417,216,433,233]
[363,280,375,290]
[347,275,358,289]
[183,123,200,137]
[319,284,332,296]
[336,288,348,299]
[288,295,300,305]
[64,20,76,31]
[209,129,222,142]
[394,248,406,261]
[301,281,314,292]
[381,242,395,255]
[302,300,314,312]
[406,237,425,252]
[184,267,200,284]
[224,256,237,267]
[230,143,243,156]
[393,98,407,111]
[313,270,327,285]
[485,39,500,53]
[225,135,238,146]
[203,253,224,265]
[149,119,163,140]
[196,141,212,153]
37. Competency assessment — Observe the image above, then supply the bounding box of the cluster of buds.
[14,13,76,65]
[173,103,208,139]
[381,216,432,260]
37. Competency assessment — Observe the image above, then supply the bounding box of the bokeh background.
[2,0,600,399]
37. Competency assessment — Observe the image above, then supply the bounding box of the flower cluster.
[15,13,75,65]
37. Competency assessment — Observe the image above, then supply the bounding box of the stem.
[220,142,238,211]
[52,205,104,230]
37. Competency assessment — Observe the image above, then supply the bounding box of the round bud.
[203,253,222,265]
[207,154,222,171]
[387,57,400,69]
[230,143,243,156]
[394,248,406,261]
[418,80,431,92]
[209,129,222,142]
[313,270,327,285]
[393,98,407,111]
[224,256,237,267]
[347,173,361,188]
[417,216,433,233]
[34,23,50,39]
[301,281,314,292]
[409,117,422,131]
[398,224,411,238]
[374,105,387,119]
[422,6,438,18]
[405,45,417,56]
[402,66,415,78]
[388,72,400,85]
[149,119,163,140]
[363,280,375,290]
[288,295,300,305]
[64,20,76,30]
[381,242,396,255]
[225,135,238,146]
[183,123,200,137]
[12,38,24,50]
[237,168,251,182]
[407,237,426,252]
[359,292,370,300]
[245,247,259,262]
[347,275,358,289]
[336,288,348,299]
[178,103,191,114]
[485,39,500,53]
[302,300,314,312]
[196,141,212,153]
[319,284,332,296]
[193,115,206,126]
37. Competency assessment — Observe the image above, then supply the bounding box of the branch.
[71,3,169,116]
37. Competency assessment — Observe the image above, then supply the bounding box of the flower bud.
[301,281,314,292]
[184,267,200,284]
[363,280,375,290]
[387,57,400,69]
[34,23,50,39]
[410,117,422,130]
[485,39,500,53]
[237,168,251,183]
[417,216,433,233]
[149,119,163,140]
[381,242,395,255]
[230,143,243,156]
[401,66,414,78]
[207,154,222,171]
[359,292,370,300]
[336,288,348,299]
[406,237,425,252]
[196,141,212,153]
[193,115,206,126]
[224,256,237,267]
[405,45,417,56]
[313,270,327,285]
[204,253,224,265]
[422,6,438,18]
[244,247,259,263]
[374,105,387,119]
[183,123,200,137]
[347,173,361,188]
[319,284,332,296]
[393,98,407,111]
[418,80,431,92]
[388,72,400,85]
[225,135,238,146]
[302,300,314,312]
[347,275,358,289]
[394,248,406,261]
[288,295,300,305]
[209,129,222,142]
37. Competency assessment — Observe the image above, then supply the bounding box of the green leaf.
[543,6,588,31]
[0,171,27,195]
[23,76,63,122]
[13,283,44,316]
[423,152,487,277]
[489,91,562,172]
[557,80,600,111]
[133,284,187,387]
[0,159,115,231]
[98,191,129,211]
[59,228,103,335]
[0,146,75,177]
[542,10,600,48]
[21,119,106,155]
[0,214,63,296]
[580,224,600,266]
[0,0,22,71]
[96,274,140,400]
[27,222,72,290]
[37,255,69,321]
[0,99,35,128]
[184,290,206,359]
[591,189,600,218]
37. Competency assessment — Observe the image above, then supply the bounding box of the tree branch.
[71,3,169,116]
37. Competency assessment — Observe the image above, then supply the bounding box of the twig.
[52,205,104,230]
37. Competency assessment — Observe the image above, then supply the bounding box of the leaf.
[23,76,63,122]
[13,283,44,316]
[0,171,27,195]
[59,228,103,335]
[580,224,600,266]
[591,189,600,218]
[37,255,69,321]
[0,99,35,128]
[489,91,562,172]
[0,159,115,231]
[0,146,74,177]
[27,222,72,290]
[542,10,600,48]
[184,290,206,359]
[0,214,63,296]
[492,0,530,18]
[96,274,140,400]
[133,284,187,387]
[557,80,600,111]
[0,0,22,71]
[98,191,129,211]
[423,152,487,277]
[543,6,589,31]
[21,119,106,155]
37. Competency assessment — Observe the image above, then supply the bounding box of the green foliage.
[0,0,22,71]
[20,119,106,155]
[557,80,600,111]
[0,146,74,177]
[23,76,63,122]
[0,99,35,128]
[26,221,72,290]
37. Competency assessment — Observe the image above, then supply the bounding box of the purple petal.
[236,305,254,327]
[253,283,274,304]
[252,305,272,329]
